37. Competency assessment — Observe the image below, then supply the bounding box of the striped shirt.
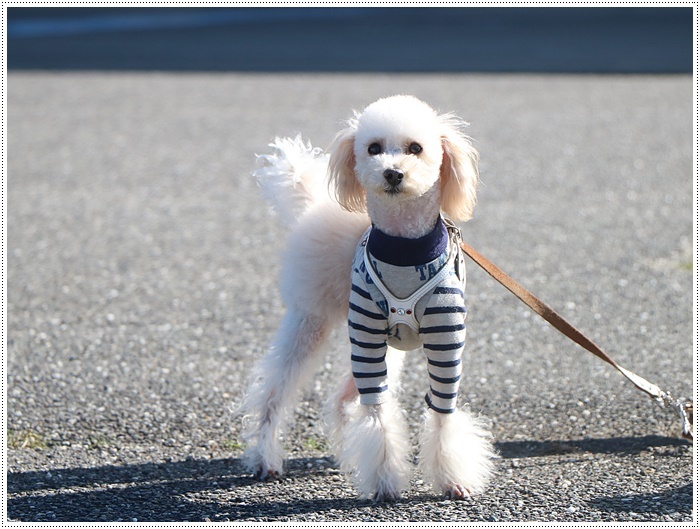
[348,219,468,414]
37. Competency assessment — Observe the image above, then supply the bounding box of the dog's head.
[328,95,479,222]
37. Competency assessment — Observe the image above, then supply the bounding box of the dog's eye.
[368,143,382,156]
[408,142,423,155]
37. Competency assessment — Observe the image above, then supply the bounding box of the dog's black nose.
[383,169,404,187]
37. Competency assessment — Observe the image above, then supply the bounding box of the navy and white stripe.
[419,285,466,413]
[348,222,468,413]
[348,279,390,401]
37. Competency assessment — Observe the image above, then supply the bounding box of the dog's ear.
[328,124,366,213]
[439,114,479,222]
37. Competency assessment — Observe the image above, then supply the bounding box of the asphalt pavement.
[6,72,694,522]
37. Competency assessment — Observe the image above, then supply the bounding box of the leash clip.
[442,216,463,244]
[677,400,694,440]
[656,392,693,440]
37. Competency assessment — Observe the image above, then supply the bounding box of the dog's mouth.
[383,184,403,195]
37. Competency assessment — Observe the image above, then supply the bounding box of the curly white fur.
[241,312,330,478]
[337,399,412,500]
[418,408,497,497]
[255,135,331,222]
[240,95,496,499]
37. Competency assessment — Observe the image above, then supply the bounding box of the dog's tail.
[254,135,331,223]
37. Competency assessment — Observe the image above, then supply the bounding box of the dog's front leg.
[330,260,417,500]
[338,399,412,501]
[418,407,496,499]
[241,311,330,479]
[417,287,497,498]
[339,288,412,499]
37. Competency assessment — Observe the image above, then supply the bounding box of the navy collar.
[367,217,448,267]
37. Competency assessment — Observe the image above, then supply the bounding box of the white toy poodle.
[240,95,496,501]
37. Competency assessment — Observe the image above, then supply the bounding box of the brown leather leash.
[459,239,693,440]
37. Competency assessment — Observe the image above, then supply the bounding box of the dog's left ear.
[438,114,479,222]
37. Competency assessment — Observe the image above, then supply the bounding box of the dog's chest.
[356,244,466,351]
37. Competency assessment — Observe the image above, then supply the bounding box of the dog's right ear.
[328,124,366,213]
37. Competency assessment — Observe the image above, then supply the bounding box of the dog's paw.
[253,465,281,481]
[372,489,402,503]
[442,483,471,500]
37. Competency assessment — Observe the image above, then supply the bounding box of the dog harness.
[362,232,460,333]
[348,217,468,414]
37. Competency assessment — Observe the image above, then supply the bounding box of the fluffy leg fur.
[241,311,330,479]
[418,408,497,499]
[337,398,412,501]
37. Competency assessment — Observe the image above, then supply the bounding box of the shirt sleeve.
[348,266,390,406]
[419,284,467,414]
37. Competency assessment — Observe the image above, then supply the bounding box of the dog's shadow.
[7,435,691,522]
[7,455,376,522]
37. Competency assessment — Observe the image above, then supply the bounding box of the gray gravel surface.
[7,73,694,522]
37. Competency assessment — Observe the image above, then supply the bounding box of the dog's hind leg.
[241,310,330,479]
[325,371,359,456]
